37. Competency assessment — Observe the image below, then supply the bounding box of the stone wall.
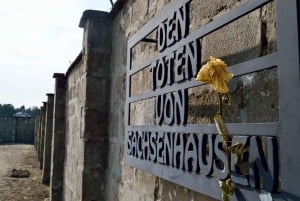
[15,117,35,144]
[34,0,300,200]
[106,0,277,201]
[50,73,66,201]
[0,117,16,143]
[63,53,86,201]
[42,94,54,184]
[63,11,112,201]
[0,117,35,144]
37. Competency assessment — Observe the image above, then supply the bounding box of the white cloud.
[0,0,112,108]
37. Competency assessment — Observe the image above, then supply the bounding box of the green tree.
[0,104,15,116]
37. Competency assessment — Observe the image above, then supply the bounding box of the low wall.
[0,117,35,144]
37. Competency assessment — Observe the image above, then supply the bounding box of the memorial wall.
[34,0,300,200]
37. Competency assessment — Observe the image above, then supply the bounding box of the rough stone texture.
[201,2,277,65]
[130,98,155,125]
[82,11,112,201]
[188,68,278,124]
[37,106,43,163]
[158,179,216,201]
[119,168,157,201]
[34,112,40,150]
[130,67,152,96]
[201,9,262,66]
[50,73,66,201]
[63,58,85,201]
[0,117,17,143]
[42,94,54,184]
[105,0,278,201]
[224,68,278,123]
[63,10,112,201]
[131,33,158,69]
[189,0,247,32]
[0,117,35,144]
[188,85,219,124]
[103,10,127,201]
[39,102,47,170]
[260,1,277,55]
[34,0,279,200]
[15,117,35,143]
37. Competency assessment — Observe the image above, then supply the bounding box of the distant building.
[13,112,32,117]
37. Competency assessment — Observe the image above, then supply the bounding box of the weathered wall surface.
[63,58,86,201]
[15,117,35,144]
[0,117,35,144]
[42,94,54,184]
[34,0,282,201]
[105,0,277,201]
[62,11,112,201]
[50,74,66,201]
[0,117,16,143]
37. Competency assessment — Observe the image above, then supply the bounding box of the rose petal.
[196,56,233,93]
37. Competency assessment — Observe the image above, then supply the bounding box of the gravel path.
[0,144,49,201]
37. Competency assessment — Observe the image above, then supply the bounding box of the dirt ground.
[0,144,49,201]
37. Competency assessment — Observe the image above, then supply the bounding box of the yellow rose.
[196,56,233,93]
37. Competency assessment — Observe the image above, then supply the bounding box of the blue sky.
[0,0,113,108]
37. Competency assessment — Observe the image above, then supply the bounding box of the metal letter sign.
[125,0,300,200]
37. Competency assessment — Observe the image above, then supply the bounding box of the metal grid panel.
[124,0,300,200]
